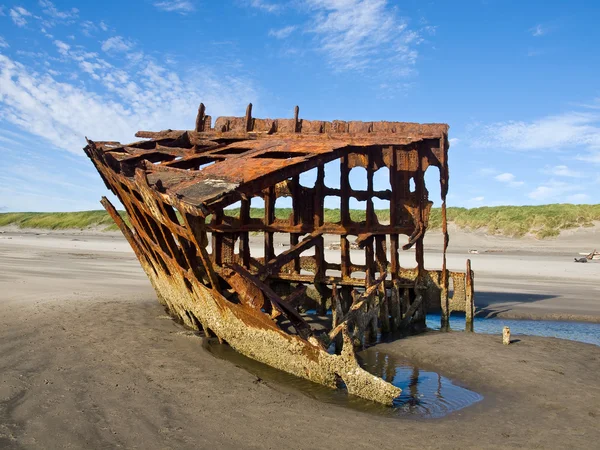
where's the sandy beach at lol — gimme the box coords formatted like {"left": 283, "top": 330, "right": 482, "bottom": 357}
{"left": 1, "top": 227, "right": 599, "bottom": 449}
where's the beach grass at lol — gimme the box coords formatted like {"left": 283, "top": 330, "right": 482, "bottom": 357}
{"left": 1, "top": 204, "right": 599, "bottom": 238}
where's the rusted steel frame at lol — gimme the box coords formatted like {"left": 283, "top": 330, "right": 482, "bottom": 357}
{"left": 260, "top": 230, "right": 323, "bottom": 277}
{"left": 239, "top": 197, "right": 251, "bottom": 268}
{"left": 182, "top": 213, "right": 220, "bottom": 290}
{"left": 320, "top": 187, "right": 392, "bottom": 201}
{"left": 269, "top": 272, "right": 413, "bottom": 288}
{"left": 227, "top": 263, "right": 314, "bottom": 340}
{"left": 100, "top": 196, "right": 147, "bottom": 265}
{"left": 96, "top": 159, "right": 180, "bottom": 276}
{"left": 328, "top": 272, "right": 388, "bottom": 340}
{"left": 208, "top": 222, "right": 415, "bottom": 236}
{"left": 84, "top": 105, "right": 468, "bottom": 406}
{"left": 375, "top": 235, "right": 391, "bottom": 332}
{"left": 211, "top": 210, "right": 224, "bottom": 265}
{"left": 399, "top": 289, "right": 425, "bottom": 330}
{"left": 263, "top": 186, "right": 275, "bottom": 263}
{"left": 290, "top": 174, "right": 301, "bottom": 274}
{"left": 203, "top": 149, "right": 347, "bottom": 213}
{"left": 465, "top": 259, "right": 475, "bottom": 332}
{"left": 389, "top": 145, "right": 400, "bottom": 281}
{"left": 440, "top": 136, "right": 450, "bottom": 329}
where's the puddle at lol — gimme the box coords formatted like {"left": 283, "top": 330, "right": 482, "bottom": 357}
{"left": 202, "top": 338, "right": 482, "bottom": 419}
{"left": 427, "top": 313, "right": 600, "bottom": 346}
{"left": 359, "top": 348, "right": 483, "bottom": 418}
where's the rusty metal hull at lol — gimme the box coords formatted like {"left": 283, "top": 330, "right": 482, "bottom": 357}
{"left": 84, "top": 104, "right": 474, "bottom": 405}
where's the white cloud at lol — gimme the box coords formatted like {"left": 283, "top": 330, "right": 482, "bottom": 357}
{"left": 530, "top": 24, "right": 545, "bottom": 37}
{"left": 10, "top": 6, "right": 32, "bottom": 27}
{"left": 528, "top": 180, "right": 582, "bottom": 201}
{"left": 0, "top": 36, "right": 257, "bottom": 155}
{"left": 567, "top": 193, "right": 590, "bottom": 203}
{"left": 101, "top": 36, "right": 134, "bottom": 53}
{"left": 470, "top": 196, "right": 485, "bottom": 203}
{"left": 470, "top": 112, "right": 600, "bottom": 152}
{"left": 249, "top": 0, "right": 281, "bottom": 13}
{"left": 477, "top": 167, "right": 497, "bottom": 176}
{"left": 449, "top": 137, "right": 459, "bottom": 147}
{"left": 542, "top": 165, "right": 583, "bottom": 178}
{"left": 0, "top": 36, "right": 8, "bottom": 49}
{"left": 268, "top": 25, "right": 297, "bottom": 39}
{"left": 81, "top": 20, "right": 108, "bottom": 36}
{"left": 39, "top": 0, "right": 78, "bottom": 22}
{"left": 305, "top": 0, "right": 422, "bottom": 74}
{"left": 153, "top": 1, "right": 195, "bottom": 13}
{"left": 494, "top": 172, "right": 524, "bottom": 187}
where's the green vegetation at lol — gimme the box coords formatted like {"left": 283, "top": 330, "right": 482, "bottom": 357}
{"left": 0, "top": 211, "right": 128, "bottom": 232}
{"left": 436, "top": 204, "right": 600, "bottom": 239}
{"left": 1, "top": 204, "right": 599, "bottom": 239}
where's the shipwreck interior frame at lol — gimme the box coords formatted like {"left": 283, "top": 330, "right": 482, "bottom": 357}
{"left": 84, "top": 103, "right": 474, "bottom": 405}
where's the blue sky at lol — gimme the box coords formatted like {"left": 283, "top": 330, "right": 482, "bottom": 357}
{"left": 0, "top": 0, "right": 599, "bottom": 212}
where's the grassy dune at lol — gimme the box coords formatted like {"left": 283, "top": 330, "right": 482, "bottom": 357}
{"left": 1, "top": 204, "right": 599, "bottom": 238}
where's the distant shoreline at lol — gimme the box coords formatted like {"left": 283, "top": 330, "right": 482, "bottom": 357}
{"left": 1, "top": 203, "right": 600, "bottom": 239}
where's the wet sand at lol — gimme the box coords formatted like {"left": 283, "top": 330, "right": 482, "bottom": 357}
{"left": 1, "top": 228, "right": 599, "bottom": 449}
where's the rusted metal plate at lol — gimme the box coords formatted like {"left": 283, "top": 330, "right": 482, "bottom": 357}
{"left": 84, "top": 104, "right": 473, "bottom": 406}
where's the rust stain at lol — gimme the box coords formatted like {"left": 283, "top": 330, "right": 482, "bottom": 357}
{"left": 84, "top": 103, "right": 474, "bottom": 406}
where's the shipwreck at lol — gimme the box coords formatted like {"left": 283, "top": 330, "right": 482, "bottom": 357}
{"left": 84, "top": 104, "right": 474, "bottom": 405}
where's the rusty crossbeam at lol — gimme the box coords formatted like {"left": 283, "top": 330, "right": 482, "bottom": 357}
{"left": 84, "top": 103, "right": 474, "bottom": 406}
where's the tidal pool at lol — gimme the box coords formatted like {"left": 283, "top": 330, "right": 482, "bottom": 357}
{"left": 426, "top": 313, "right": 600, "bottom": 346}
{"left": 202, "top": 338, "right": 483, "bottom": 419}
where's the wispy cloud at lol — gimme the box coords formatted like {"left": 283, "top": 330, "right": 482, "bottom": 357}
{"left": 0, "top": 36, "right": 8, "bottom": 49}
{"left": 305, "top": 0, "right": 423, "bottom": 74}
{"left": 495, "top": 172, "right": 524, "bottom": 187}
{"left": 9, "top": 6, "right": 32, "bottom": 27}
{"left": 38, "top": 0, "right": 78, "bottom": 25}
{"left": 249, "top": 0, "right": 281, "bottom": 13}
{"left": 567, "top": 193, "right": 590, "bottom": 203}
{"left": 528, "top": 180, "right": 584, "bottom": 201}
{"left": 153, "top": 1, "right": 195, "bottom": 14}
{"left": 542, "top": 165, "right": 583, "bottom": 178}
{"left": 101, "top": 36, "right": 134, "bottom": 53}
{"left": 530, "top": 24, "right": 546, "bottom": 37}
{"left": 268, "top": 25, "right": 297, "bottom": 39}
{"left": 469, "top": 111, "right": 600, "bottom": 152}
{"left": 0, "top": 34, "right": 257, "bottom": 156}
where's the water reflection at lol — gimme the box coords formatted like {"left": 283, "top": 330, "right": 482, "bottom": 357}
{"left": 203, "top": 337, "right": 483, "bottom": 419}
{"left": 359, "top": 348, "right": 483, "bottom": 418}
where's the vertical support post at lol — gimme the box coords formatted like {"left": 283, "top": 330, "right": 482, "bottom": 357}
{"left": 211, "top": 210, "right": 223, "bottom": 266}
{"left": 376, "top": 235, "right": 390, "bottom": 333}
{"left": 390, "top": 280, "right": 401, "bottom": 331}
{"left": 440, "top": 136, "right": 450, "bottom": 331}
{"left": 291, "top": 175, "right": 301, "bottom": 274}
{"left": 240, "top": 197, "right": 250, "bottom": 268}
{"left": 340, "top": 155, "right": 352, "bottom": 314}
{"left": 340, "top": 156, "right": 351, "bottom": 226}
{"left": 331, "top": 284, "right": 343, "bottom": 353}
{"left": 412, "top": 143, "right": 427, "bottom": 328}
{"left": 314, "top": 165, "right": 327, "bottom": 313}
{"left": 264, "top": 187, "right": 275, "bottom": 263}
{"left": 465, "top": 258, "right": 475, "bottom": 332}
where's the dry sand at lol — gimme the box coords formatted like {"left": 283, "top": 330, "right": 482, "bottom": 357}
{"left": 1, "top": 228, "right": 599, "bottom": 449}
